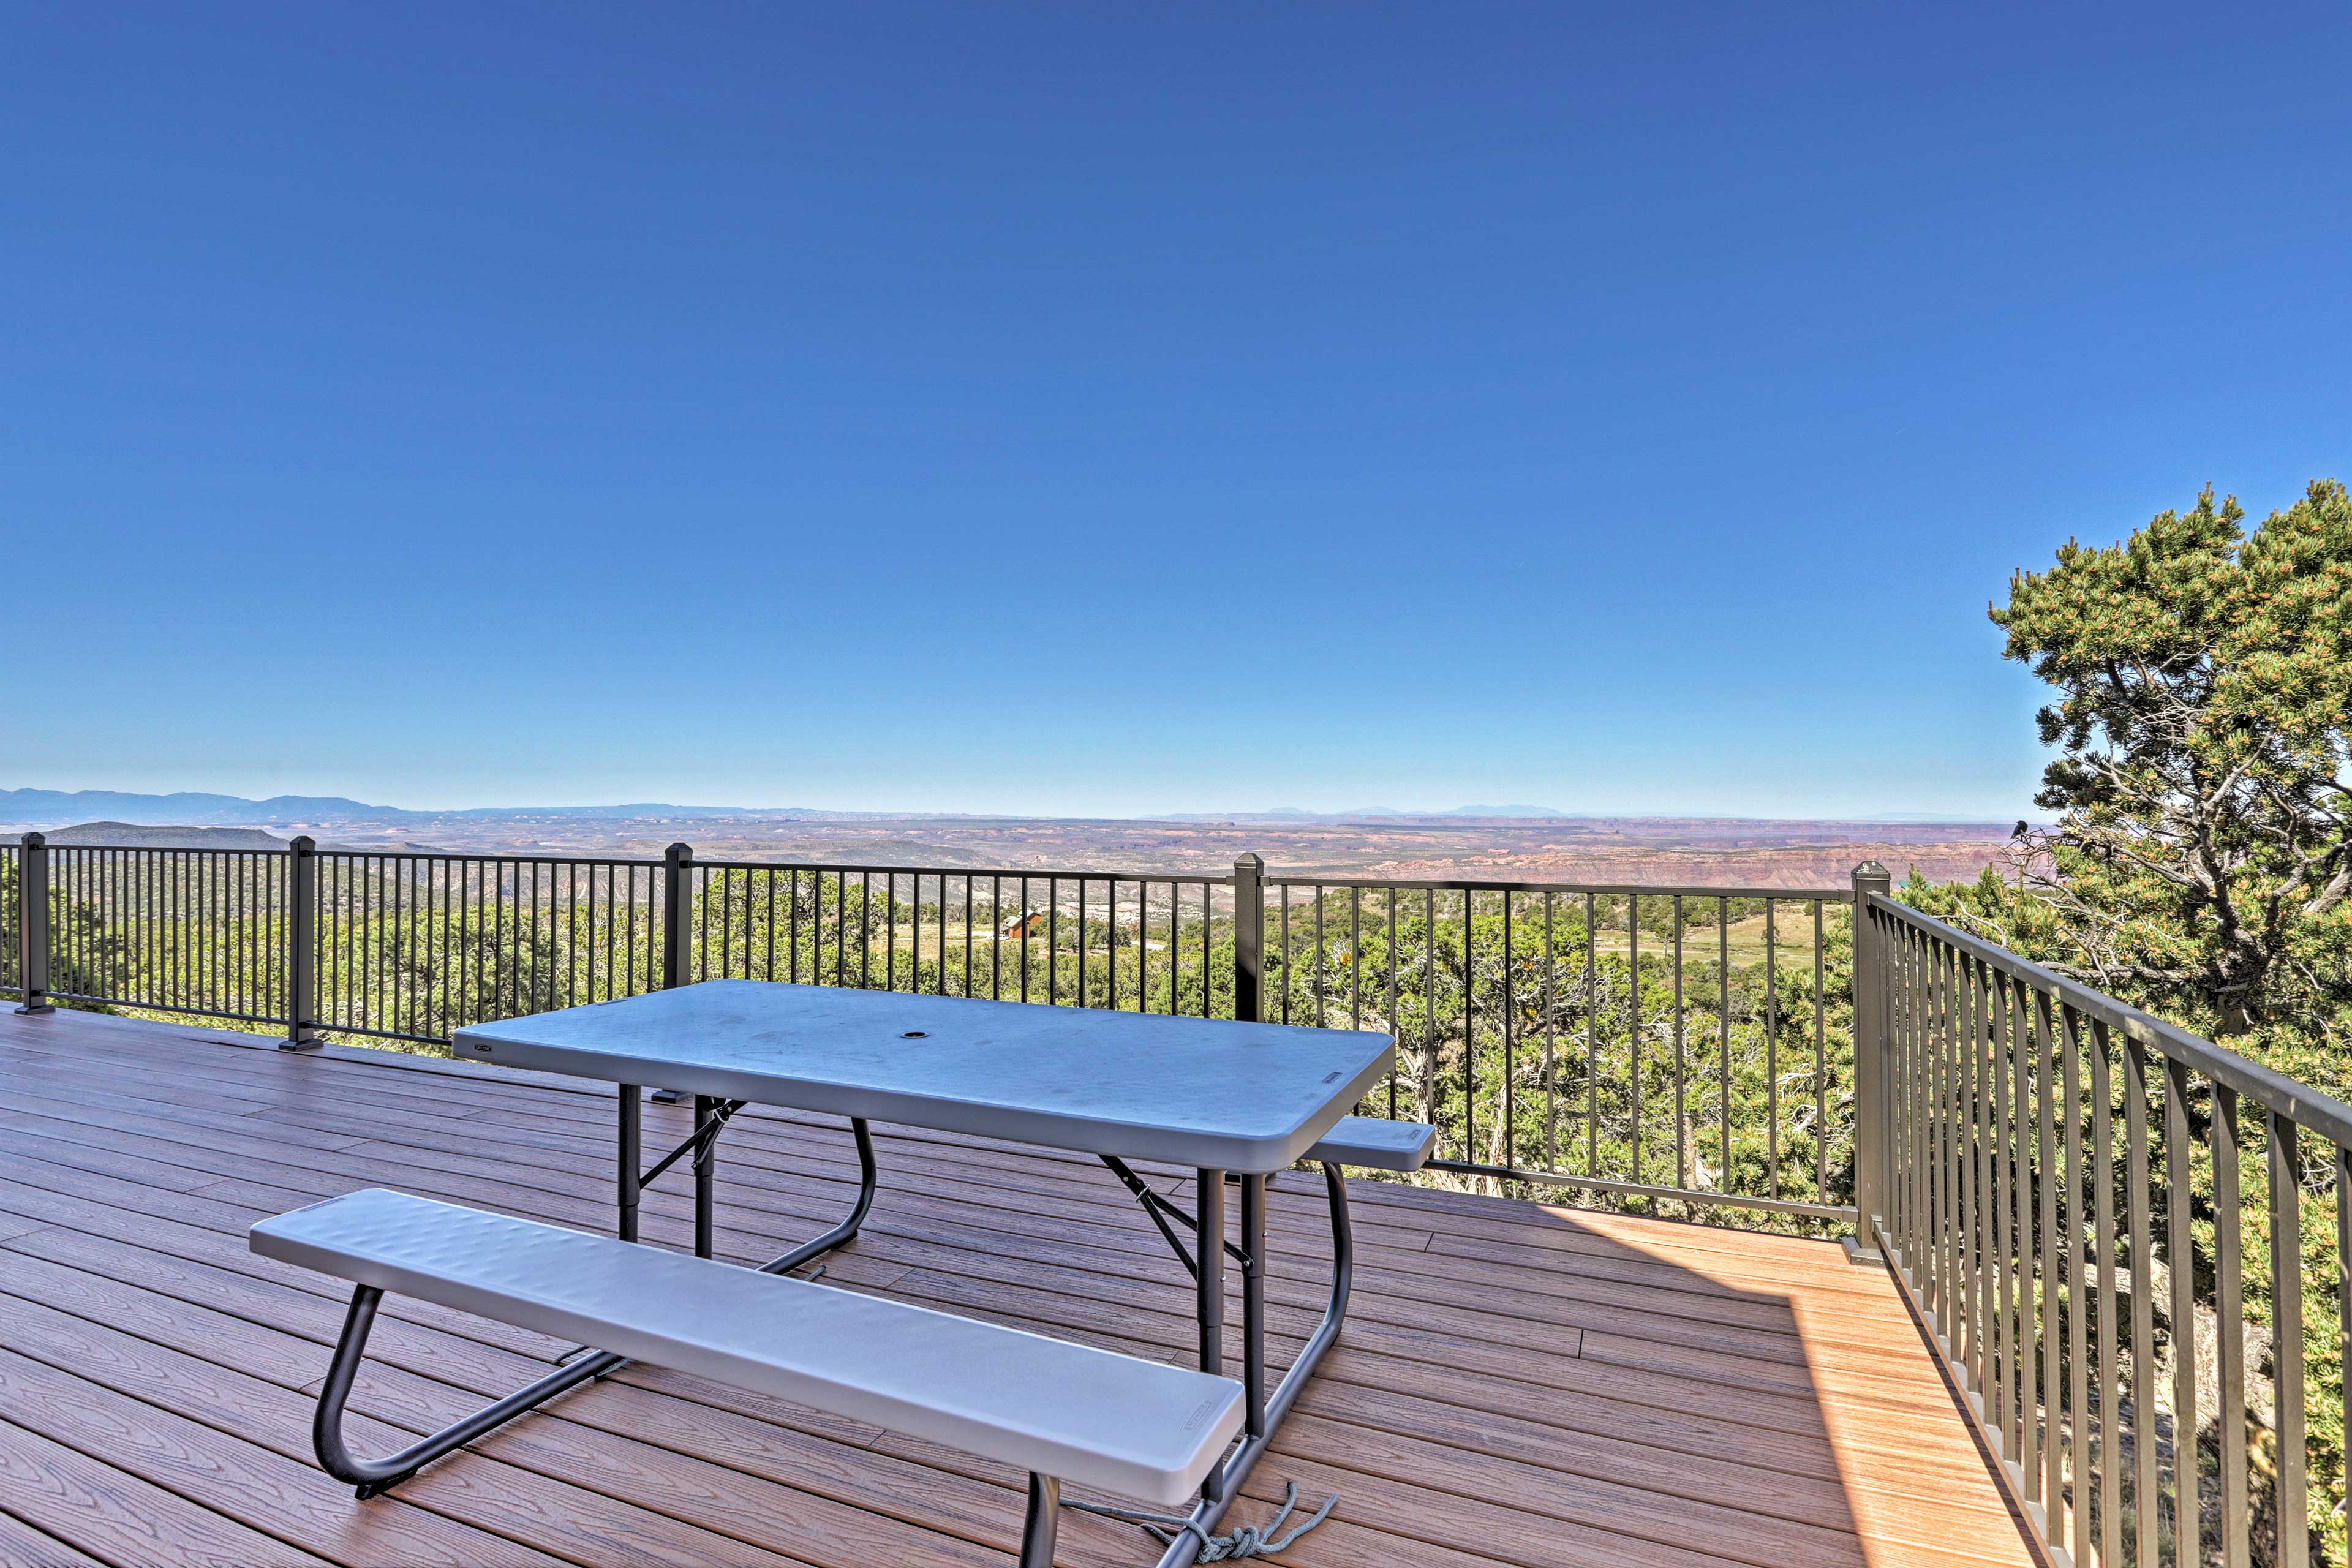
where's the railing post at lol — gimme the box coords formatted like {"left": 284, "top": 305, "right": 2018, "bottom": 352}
{"left": 663, "top": 843, "right": 693, "bottom": 990}
{"left": 15, "top": 833, "right": 52, "bottom": 1014}
{"left": 1231, "top": 853, "right": 1264, "bottom": 1024}
{"left": 1844, "top": 861, "right": 1892, "bottom": 1264}
{"left": 282, "top": 835, "right": 322, "bottom": 1050}
{"left": 651, "top": 843, "right": 695, "bottom": 1102}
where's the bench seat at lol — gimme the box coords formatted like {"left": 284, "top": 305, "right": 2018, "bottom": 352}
{"left": 1303, "top": 1115, "right": 1436, "bottom": 1171}
{"left": 252, "top": 1188, "right": 1244, "bottom": 1506}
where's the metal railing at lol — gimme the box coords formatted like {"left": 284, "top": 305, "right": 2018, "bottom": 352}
{"left": 680, "top": 854, "right": 1234, "bottom": 1017}
{"left": 16, "top": 827, "right": 2352, "bottom": 1562}
{"left": 311, "top": 850, "right": 663, "bottom": 1046}
{"left": 36, "top": 840, "right": 291, "bottom": 1025}
{"left": 1861, "top": 892, "right": 2345, "bottom": 1568}
{"left": 1262, "top": 870, "right": 1856, "bottom": 1221}
{"left": 8, "top": 832, "right": 1857, "bottom": 1217}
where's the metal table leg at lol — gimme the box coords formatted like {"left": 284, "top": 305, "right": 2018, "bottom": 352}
{"left": 1240, "top": 1173, "right": 1267, "bottom": 1439}
{"left": 304, "top": 1110, "right": 883, "bottom": 1500}
{"left": 616, "top": 1085, "right": 641, "bottom": 1243}
{"left": 1194, "top": 1167, "right": 1226, "bottom": 1502}
{"left": 1152, "top": 1163, "right": 1353, "bottom": 1568}
{"left": 693, "top": 1093, "right": 718, "bottom": 1258}
{"left": 1020, "top": 1474, "right": 1060, "bottom": 1567}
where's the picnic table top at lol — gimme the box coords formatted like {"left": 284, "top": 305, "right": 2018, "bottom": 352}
{"left": 453, "top": 979, "right": 1394, "bottom": 1172}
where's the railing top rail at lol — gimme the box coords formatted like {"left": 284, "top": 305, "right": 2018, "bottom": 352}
{"left": 1868, "top": 890, "right": 2352, "bottom": 1150}
{"left": 696, "top": 859, "right": 1236, "bottom": 886}
{"left": 1267, "top": 872, "right": 1853, "bottom": 901}
{"left": 40, "top": 842, "right": 292, "bottom": 856}
{"left": 32, "top": 842, "right": 657, "bottom": 869}
{"left": 311, "top": 849, "right": 658, "bottom": 869}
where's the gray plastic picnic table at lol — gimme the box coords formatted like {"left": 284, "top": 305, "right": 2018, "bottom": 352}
{"left": 452, "top": 979, "right": 1392, "bottom": 1566}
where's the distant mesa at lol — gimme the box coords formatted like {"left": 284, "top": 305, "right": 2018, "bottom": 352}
{"left": 42, "top": 821, "right": 290, "bottom": 850}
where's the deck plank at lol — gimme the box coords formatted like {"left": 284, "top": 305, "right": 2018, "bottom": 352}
{"left": 0, "top": 1008, "right": 2039, "bottom": 1568}
{"left": 0, "top": 1501, "right": 113, "bottom": 1568}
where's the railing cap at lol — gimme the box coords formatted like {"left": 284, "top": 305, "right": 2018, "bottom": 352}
{"left": 19, "top": 831, "right": 42, "bottom": 848}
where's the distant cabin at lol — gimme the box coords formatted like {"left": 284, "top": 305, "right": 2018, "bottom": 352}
{"left": 1001, "top": 908, "right": 1047, "bottom": 941}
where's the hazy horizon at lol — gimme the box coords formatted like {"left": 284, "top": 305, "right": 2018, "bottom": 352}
{"left": 0, "top": 781, "right": 2032, "bottom": 828}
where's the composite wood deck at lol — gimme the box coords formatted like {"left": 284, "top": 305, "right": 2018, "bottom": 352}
{"left": 0, "top": 1006, "right": 2041, "bottom": 1568}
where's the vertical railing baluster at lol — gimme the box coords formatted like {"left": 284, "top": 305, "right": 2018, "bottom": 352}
{"left": 1997, "top": 971, "right": 2022, "bottom": 1471}
{"left": 2211, "top": 1084, "right": 2247, "bottom": 1568}
{"left": 1503, "top": 891, "right": 1516, "bottom": 1170}
{"left": 2165, "top": 1054, "right": 2199, "bottom": 1568}
{"left": 2090, "top": 1017, "right": 2124, "bottom": 1568}
{"left": 1947, "top": 941, "right": 1967, "bottom": 1373}
{"left": 1628, "top": 896, "right": 1641, "bottom": 1186}
{"left": 1978, "top": 957, "right": 2002, "bottom": 1430}
{"left": 2269, "top": 1113, "right": 2308, "bottom": 1568}
{"left": 761, "top": 867, "right": 775, "bottom": 985}
{"left": 1461, "top": 890, "right": 1475, "bottom": 1163}
{"left": 1312, "top": 883, "right": 1325, "bottom": 1025}
{"left": 2037, "top": 988, "right": 2062, "bottom": 1522}
{"left": 1765, "top": 897, "right": 1778, "bottom": 1197}
{"left": 1587, "top": 892, "right": 1599, "bottom": 1175}
{"left": 2056, "top": 999, "right": 2091, "bottom": 1568}
{"left": 1350, "top": 887, "right": 1362, "bottom": 1033}
{"left": 2126, "top": 1030, "right": 2161, "bottom": 1568}
{"left": 2336, "top": 1144, "right": 2352, "bottom": 1568}
{"left": 1673, "top": 895, "right": 1687, "bottom": 1194}
{"left": 1719, "top": 898, "right": 1731, "bottom": 1193}
{"left": 2014, "top": 975, "right": 2038, "bottom": 1486}
{"left": 1813, "top": 899, "right": 1827, "bottom": 1203}
{"left": 1992, "top": 970, "right": 2018, "bottom": 1472}
{"left": 1908, "top": 918, "right": 1926, "bottom": 1271}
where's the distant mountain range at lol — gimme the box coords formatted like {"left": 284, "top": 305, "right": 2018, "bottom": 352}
{"left": 0, "top": 788, "right": 804, "bottom": 828}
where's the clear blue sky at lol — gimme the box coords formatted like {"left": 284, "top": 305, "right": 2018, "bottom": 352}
{"left": 6, "top": 4, "right": 2346, "bottom": 820}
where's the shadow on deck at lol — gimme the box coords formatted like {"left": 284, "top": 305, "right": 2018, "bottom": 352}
{"left": 0, "top": 1007, "right": 2039, "bottom": 1567}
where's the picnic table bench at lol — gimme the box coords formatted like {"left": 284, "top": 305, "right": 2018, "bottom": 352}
{"left": 254, "top": 981, "right": 1432, "bottom": 1566}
